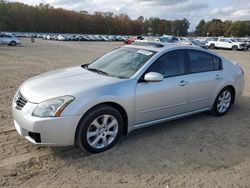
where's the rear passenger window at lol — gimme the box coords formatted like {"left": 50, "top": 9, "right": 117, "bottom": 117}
{"left": 188, "top": 50, "right": 213, "bottom": 73}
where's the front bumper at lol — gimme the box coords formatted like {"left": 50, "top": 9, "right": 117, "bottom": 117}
{"left": 238, "top": 45, "right": 248, "bottom": 50}
{"left": 12, "top": 101, "right": 82, "bottom": 146}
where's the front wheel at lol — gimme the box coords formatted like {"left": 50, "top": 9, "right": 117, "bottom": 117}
{"left": 209, "top": 43, "right": 215, "bottom": 49}
{"left": 76, "top": 105, "right": 123, "bottom": 153}
{"left": 211, "top": 87, "right": 233, "bottom": 116}
{"left": 10, "top": 41, "right": 16, "bottom": 46}
{"left": 232, "top": 45, "right": 238, "bottom": 51}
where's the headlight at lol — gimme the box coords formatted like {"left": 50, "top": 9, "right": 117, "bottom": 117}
{"left": 32, "top": 96, "right": 75, "bottom": 117}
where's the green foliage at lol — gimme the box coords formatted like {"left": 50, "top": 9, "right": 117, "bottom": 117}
{"left": 195, "top": 19, "right": 250, "bottom": 37}
{"left": 0, "top": 0, "right": 8, "bottom": 30}
{"left": 144, "top": 18, "right": 189, "bottom": 36}
{"left": 195, "top": 19, "right": 206, "bottom": 36}
{"left": 0, "top": 1, "right": 190, "bottom": 35}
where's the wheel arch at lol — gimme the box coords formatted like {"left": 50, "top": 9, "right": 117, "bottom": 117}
{"left": 232, "top": 45, "right": 238, "bottom": 50}
{"left": 9, "top": 40, "right": 16, "bottom": 46}
{"left": 214, "top": 85, "right": 236, "bottom": 105}
{"left": 74, "top": 101, "right": 128, "bottom": 146}
{"left": 226, "top": 85, "right": 235, "bottom": 104}
{"left": 209, "top": 43, "right": 215, "bottom": 48}
{"left": 100, "top": 102, "right": 128, "bottom": 135}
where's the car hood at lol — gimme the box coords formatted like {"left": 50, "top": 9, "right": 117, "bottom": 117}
{"left": 20, "top": 66, "right": 121, "bottom": 103}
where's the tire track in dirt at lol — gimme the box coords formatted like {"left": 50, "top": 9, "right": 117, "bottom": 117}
{"left": 0, "top": 150, "right": 53, "bottom": 168}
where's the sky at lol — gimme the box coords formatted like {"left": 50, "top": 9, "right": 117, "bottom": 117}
{"left": 6, "top": 0, "right": 250, "bottom": 31}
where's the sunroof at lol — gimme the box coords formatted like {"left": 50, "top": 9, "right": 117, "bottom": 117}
{"left": 132, "top": 42, "right": 164, "bottom": 48}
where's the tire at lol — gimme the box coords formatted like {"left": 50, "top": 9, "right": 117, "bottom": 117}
{"left": 232, "top": 45, "right": 238, "bottom": 51}
{"left": 10, "top": 41, "right": 16, "bottom": 46}
{"left": 209, "top": 43, "right": 215, "bottom": 49}
{"left": 76, "top": 105, "right": 123, "bottom": 153}
{"left": 211, "top": 87, "right": 233, "bottom": 116}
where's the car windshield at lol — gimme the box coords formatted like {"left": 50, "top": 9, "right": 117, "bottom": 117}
{"left": 86, "top": 47, "right": 155, "bottom": 79}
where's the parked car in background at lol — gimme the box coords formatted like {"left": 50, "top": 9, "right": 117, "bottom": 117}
{"left": 124, "top": 36, "right": 143, "bottom": 44}
{"left": 57, "top": 35, "right": 67, "bottom": 41}
{"left": 234, "top": 38, "right": 249, "bottom": 50}
{"left": 0, "top": 33, "right": 21, "bottom": 46}
{"left": 46, "top": 35, "right": 51, "bottom": 40}
{"left": 206, "top": 38, "right": 248, "bottom": 51}
{"left": 178, "top": 37, "right": 208, "bottom": 49}
{"left": 189, "top": 39, "right": 208, "bottom": 49}
{"left": 159, "top": 35, "right": 179, "bottom": 43}
{"left": 13, "top": 42, "right": 244, "bottom": 153}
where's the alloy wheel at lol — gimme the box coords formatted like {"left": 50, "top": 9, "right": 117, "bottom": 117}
{"left": 217, "top": 90, "right": 232, "bottom": 113}
{"left": 86, "top": 114, "right": 119, "bottom": 149}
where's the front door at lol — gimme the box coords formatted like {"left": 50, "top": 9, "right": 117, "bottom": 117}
{"left": 218, "top": 39, "right": 232, "bottom": 49}
{"left": 135, "top": 50, "right": 189, "bottom": 125}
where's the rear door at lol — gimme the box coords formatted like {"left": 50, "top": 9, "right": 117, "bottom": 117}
{"left": 185, "top": 49, "right": 223, "bottom": 111}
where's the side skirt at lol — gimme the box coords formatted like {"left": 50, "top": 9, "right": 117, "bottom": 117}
{"left": 128, "top": 108, "right": 210, "bottom": 133}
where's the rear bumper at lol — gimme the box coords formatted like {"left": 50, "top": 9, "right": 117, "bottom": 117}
{"left": 235, "top": 73, "right": 245, "bottom": 101}
{"left": 12, "top": 101, "right": 82, "bottom": 146}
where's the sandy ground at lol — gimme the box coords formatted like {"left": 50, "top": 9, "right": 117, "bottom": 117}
{"left": 0, "top": 39, "right": 250, "bottom": 188}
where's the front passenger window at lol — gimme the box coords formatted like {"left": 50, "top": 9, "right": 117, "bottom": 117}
{"left": 147, "top": 50, "right": 186, "bottom": 78}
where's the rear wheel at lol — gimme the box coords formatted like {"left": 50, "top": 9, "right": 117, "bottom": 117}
{"left": 211, "top": 87, "right": 233, "bottom": 116}
{"left": 209, "top": 43, "right": 215, "bottom": 49}
{"left": 232, "top": 45, "right": 238, "bottom": 51}
{"left": 9, "top": 41, "right": 16, "bottom": 46}
{"left": 76, "top": 105, "right": 123, "bottom": 153}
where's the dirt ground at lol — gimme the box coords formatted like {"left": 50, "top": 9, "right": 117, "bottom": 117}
{"left": 0, "top": 39, "right": 250, "bottom": 188}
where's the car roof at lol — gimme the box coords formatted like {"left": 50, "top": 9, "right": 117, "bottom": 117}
{"left": 125, "top": 42, "right": 200, "bottom": 51}
{"left": 124, "top": 42, "right": 221, "bottom": 57}
{"left": 124, "top": 42, "right": 177, "bottom": 52}
{"left": 0, "top": 32, "right": 13, "bottom": 36}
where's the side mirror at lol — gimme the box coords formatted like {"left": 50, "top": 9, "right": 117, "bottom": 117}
{"left": 144, "top": 72, "right": 163, "bottom": 82}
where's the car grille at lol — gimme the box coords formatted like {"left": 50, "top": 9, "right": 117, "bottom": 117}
{"left": 15, "top": 92, "right": 28, "bottom": 110}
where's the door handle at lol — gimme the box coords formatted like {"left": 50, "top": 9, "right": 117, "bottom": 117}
{"left": 178, "top": 80, "right": 188, "bottom": 86}
{"left": 215, "top": 74, "right": 222, "bottom": 80}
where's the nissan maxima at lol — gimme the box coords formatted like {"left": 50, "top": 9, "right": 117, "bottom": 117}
{"left": 12, "top": 42, "right": 244, "bottom": 153}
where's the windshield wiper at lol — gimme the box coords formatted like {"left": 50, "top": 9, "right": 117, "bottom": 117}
{"left": 82, "top": 65, "right": 108, "bottom": 75}
{"left": 87, "top": 67, "right": 109, "bottom": 76}
{"left": 82, "top": 65, "right": 127, "bottom": 79}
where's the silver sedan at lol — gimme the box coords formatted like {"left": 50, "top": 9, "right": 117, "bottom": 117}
{"left": 12, "top": 42, "right": 244, "bottom": 153}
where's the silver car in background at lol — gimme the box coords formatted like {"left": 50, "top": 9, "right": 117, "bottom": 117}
{"left": 12, "top": 42, "right": 244, "bottom": 153}
{"left": 0, "top": 33, "right": 21, "bottom": 46}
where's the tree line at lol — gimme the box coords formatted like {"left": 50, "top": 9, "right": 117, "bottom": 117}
{"left": 195, "top": 19, "right": 250, "bottom": 37}
{"left": 1, "top": 1, "right": 249, "bottom": 37}
{"left": 0, "top": 1, "right": 189, "bottom": 36}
